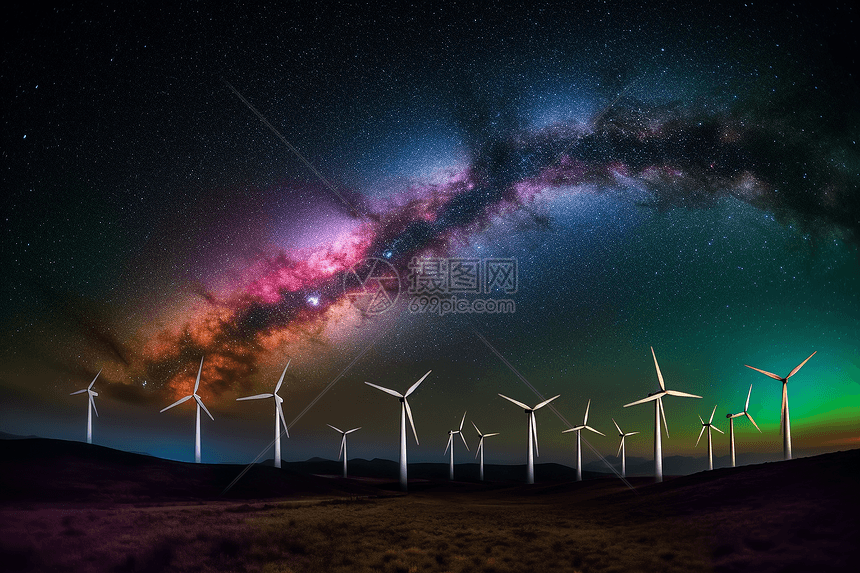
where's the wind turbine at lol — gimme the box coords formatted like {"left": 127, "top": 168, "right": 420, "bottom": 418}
{"left": 624, "top": 347, "right": 701, "bottom": 482}
{"left": 160, "top": 356, "right": 213, "bottom": 463}
{"left": 611, "top": 418, "right": 638, "bottom": 478}
{"left": 70, "top": 369, "right": 101, "bottom": 444}
{"left": 695, "top": 404, "right": 724, "bottom": 470}
{"left": 327, "top": 424, "right": 361, "bottom": 478}
{"left": 498, "top": 393, "right": 560, "bottom": 484}
{"left": 726, "top": 384, "right": 761, "bottom": 467}
{"left": 365, "top": 370, "right": 431, "bottom": 491}
{"left": 236, "top": 361, "right": 290, "bottom": 468}
{"left": 562, "top": 399, "right": 605, "bottom": 481}
{"left": 444, "top": 411, "right": 469, "bottom": 480}
{"left": 745, "top": 351, "right": 816, "bottom": 460}
{"left": 472, "top": 421, "right": 499, "bottom": 482}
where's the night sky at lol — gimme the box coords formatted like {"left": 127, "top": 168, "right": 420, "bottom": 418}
{"left": 2, "top": 1, "right": 858, "bottom": 469}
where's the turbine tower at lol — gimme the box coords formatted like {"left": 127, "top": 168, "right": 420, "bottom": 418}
{"left": 327, "top": 424, "right": 361, "bottom": 478}
{"left": 498, "top": 393, "right": 560, "bottom": 484}
{"left": 236, "top": 361, "right": 291, "bottom": 468}
{"left": 70, "top": 369, "right": 101, "bottom": 444}
{"left": 695, "top": 404, "right": 724, "bottom": 470}
{"left": 726, "top": 384, "right": 761, "bottom": 467}
{"left": 611, "top": 418, "right": 638, "bottom": 478}
{"left": 444, "top": 411, "right": 469, "bottom": 480}
{"left": 562, "top": 399, "right": 605, "bottom": 481}
{"left": 745, "top": 351, "right": 816, "bottom": 460}
{"left": 160, "top": 356, "right": 213, "bottom": 463}
{"left": 365, "top": 370, "right": 431, "bottom": 491}
{"left": 472, "top": 421, "right": 499, "bottom": 482}
{"left": 624, "top": 347, "right": 701, "bottom": 482}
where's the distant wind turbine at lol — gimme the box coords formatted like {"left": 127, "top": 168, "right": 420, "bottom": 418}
{"left": 327, "top": 424, "right": 361, "bottom": 478}
{"left": 70, "top": 369, "right": 101, "bottom": 444}
{"left": 472, "top": 421, "right": 499, "bottom": 482}
{"left": 624, "top": 347, "right": 702, "bottom": 482}
{"left": 236, "top": 360, "right": 291, "bottom": 468}
{"left": 365, "top": 370, "right": 431, "bottom": 491}
{"left": 444, "top": 411, "right": 469, "bottom": 480}
{"left": 562, "top": 399, "right": 605, "bottom": 481}
{"left": 695, "top": 405, "right": 724, "bottom": 470}
{"left": 498, "top": 393, "right": 560, "bottom": 484}
{"left": 160, "top": 356, "right": 213, "bottom": 463}
{"left": 726, "top": 384, "right": 761, "bottom": 467}
{"left": 745, "top": 351, "right": 816, "bottom": 460}
{"left": 611, "top": 418, "right": 638, "bottom": 478}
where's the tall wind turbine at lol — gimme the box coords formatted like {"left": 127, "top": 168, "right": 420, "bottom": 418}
{"left": 365, "top": 370, "right": 431, "bottom": 491}
{"left": 236, "top": 361, "right": 291, "bottom": 468}
{"left": 472, "top": 421, "right": 499, "bottom": 482}
{"left": 611, "top": 418, "right": 638, "bottom": 478}
{"left": 327, "top": 424, "right": 361, "bottom": 478}
{"left": 444, "top": 411, "right": 469, "bottom": 480}
{"left": 562, "top": 399, "right": 605, "bottom": 481}
{"left": 498, "top": 393, "right": 560, "bottom": 484}
{"left": 70, "top": 369, "right": 101, "bottom": 444}
{"left": 745, "top": 351, "right": 816, "bottom": 460}
{"left": 695, "top": 405, "right": 724, "bottom": 470}
{"left": 726, "top": 384, "right": 761, "bottom": 467}
{"left": 624, "top": 347, "right": 701, "bottom": 482}
{"left": 160, "top": 356, "right": 213, "bottom": 463}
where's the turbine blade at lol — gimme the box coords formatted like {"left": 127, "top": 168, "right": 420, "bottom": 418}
{"left": 459, "top": 411, "right": 467, "bottom": 431}
{"left": 195, "top": 395, "right": 214, "bottom": 421}
{"left": 460, "top": 431, "right": 470, "bottom": 451}
{"left": 611, "top": 417, "right": 622, "bottom": 435}
{"left": 88, "top": 369, "right": 102, "bottom": 389}
{"left": 364, "top": 381, "right": 402, "bottom": 398}
{"left": 89, "top": 394, "right": 99, "bottom": 418}
{"left": 345, "top": 427, "right": 361, "bottom": 434}
{"left": 651, "top": 347, "right": 666, "bottom": 391}
{"left": 275, "top": 360, "right": 290, "bottom": 393}
{"left": 338, "top": 435, "right": 345, "bottom": 461}
{"left": 561, "top": 427, "right": 577, "bottom": 434}
{"left": 484, "top": 432, "right": 499, "bottom": 437}
{"left": 70, "top": 389, "right": 87, "bottom": 395}
{"left": 405, "top": 370, "right": 431, "bottom": 397}
{"left": 583, "top": 399, "right": 591, "bottom": 425}
{"left": 160, "top": 394, "right": 192, "bottom": 412}
{"left": 444, "top": 433, "right": 452, "bottom": 455}
{"left": 475, "top": 439, "right": 482, "bottom": 459}
{"left": 236, "top": 393, "right": 274, "bottom": 401}
{"left": 585, "top": 426, "right": 605, "bottom": 436}
{"left": 665, "top": 390, "right": 702, "bottom": 399}
{"left": 534, "top": 394, "right": 560, "bottom": 410}
{"left": 616, "top": 438, "right": 624, "bottom": 458}
{"left": 194, "top": 356, "right": 204, "bottom": 394}
{"left": 472, "top": 421, "right": 482, "bottom": 436}
{"left": 745, "top": 364, "right": 782, "bottom": 381}
{"left": 698, "top": 414, "right": 705, "bottom": 425}
{"left": 498, "top": 393, "right": 531, "bottom": 410}
{"left": 278, "top": 402, "right": 289, "bottom": 437}
{"left": 745, "top": 384, "right": 753, "bottom": 411}
{"left": 327, "top": 424, "right": 343, "bottom": 434}
{"left": 626, "top": 432, "right": 640, "bottom": 436}
{"left": 746, "top": 412, "right": 762, "bottom": 433}
{"left": 531, "top": 412, "right": 539, "bottom": 457}
{"left": 404, "top": 399, "right": 419, "bottom": 445}
{"left": 787, "top": 351, "right": 817, "bottom": 379}
{"left": 712, "top": 425, "right": 724, "bottom": 434}
{"left": 696, "top": 426, "right": 705, "bottom": 447}
{"left": 659, "top": 398, "right": 669, "bottom": 438}
{"left": 623, "top": 393, "right": 663, "bottom": 407}
{"left": 710, "top": 404, "right": 717, "bottom": 424}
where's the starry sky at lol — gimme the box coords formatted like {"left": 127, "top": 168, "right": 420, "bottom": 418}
{"left": 2, "top": 1, "right": 858, "bottom": 469}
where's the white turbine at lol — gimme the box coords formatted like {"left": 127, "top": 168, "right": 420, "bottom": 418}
{"left": 443, "top": 411, "right": 469, "bottom": 480}
{"left": 726, "top": 384, "right": 761, "bottom": 468}
{"left": 160, "top": 356, "right": 213, "bottom": 463}
{"left": 745, "top": 351, "right": 815, "bottom": 460}
{"left": 624, "top": 347, "right": 701, "bottom": 482}
{"left": 695, "top": 404, "right": 724, "bottom": 471}
{"left": 365, "top": 370, "right": 431, "bottom": 491}
{"left": 611, "top": 418, "right": 638, "bottom": 478}
{"left": 562, "top": 399, "right": 605, "bottom": 481}
{"left": 498, "top": 393, "right": 560, "bottom": 484}
{"left": 70, "top": 369, "right": 101, "bottom": 444}
{"left": 236, "top": 360, "right": 291, "bottom": 468}
{"left": 327, "top": 424, "right": 361, "bottom": 478}
{"left": 472, "top": 421, "right": 499, "bottom": 482}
